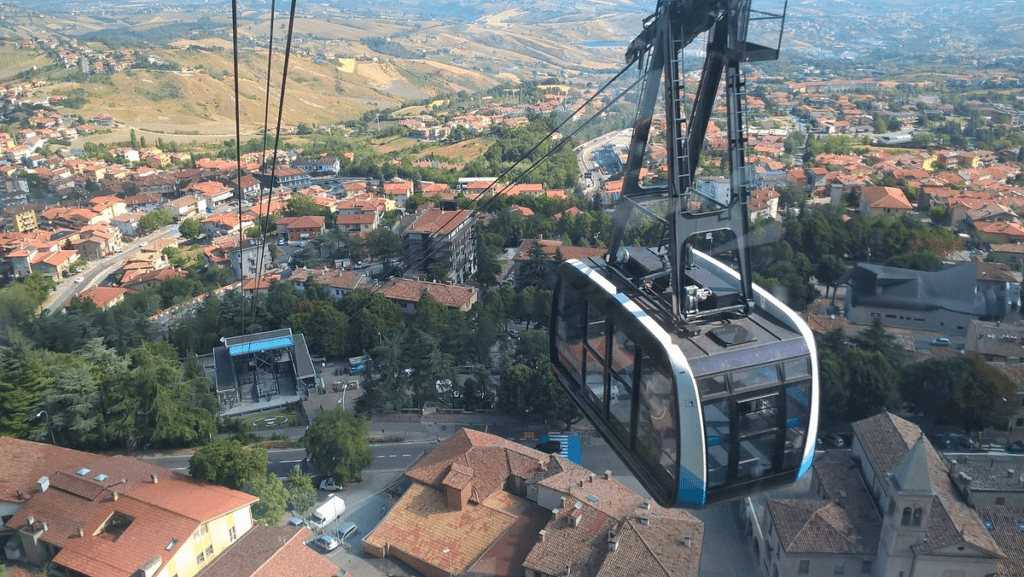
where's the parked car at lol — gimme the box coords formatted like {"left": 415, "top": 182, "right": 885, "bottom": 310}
{"left": 535, "top": 440, "right": 561, "bottom": 454}
{"left": 74, "top": 276, "right": 83, "bottom": 283}
{"left": 948, "top": 433, "right": 976, "bottom": 450}
{"left": 337, "top": 521, "right": 359, "bottom": 541}
{"left": 931, "top": 337, "right": 951, "bottom": 346}
{"left": 319, "top": 477, "right": 343, "bottom": 492}
{"left": 508, "top": 329, "right": 520, "bottom": 338}
{"left": 819, "top": 433, "right": 844, "bottom": 448}
{"left": 1007, "top": 441, "right": 1024, "bottom": 454}
{"left": 312, "top": 534, "right": 339, "bottom": 552}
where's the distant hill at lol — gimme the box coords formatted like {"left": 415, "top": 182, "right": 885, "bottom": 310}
{"left": 0, "top": 0, "right": 1019, "bottom": 138}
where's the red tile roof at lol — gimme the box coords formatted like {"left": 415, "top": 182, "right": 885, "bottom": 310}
{"left": 404, "top": 209, "right": 473, "bottom": 237}
{"left": 198, "top": 525, "right": 337, "bottom": 577}
{"left": 1, "top": 438, "right": 257, "bottom": 577}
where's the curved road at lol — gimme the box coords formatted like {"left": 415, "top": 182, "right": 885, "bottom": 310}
{"left": 42, "top": 224, "right": 181, "bottom": 314}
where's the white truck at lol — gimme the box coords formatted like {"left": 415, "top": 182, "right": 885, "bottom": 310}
{"left": 309, "top": 495, "right": 346, "bottom": 531}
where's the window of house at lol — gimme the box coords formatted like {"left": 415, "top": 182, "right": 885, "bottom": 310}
{"left": 901, "top": 507, "right": 912, "bottom": 526}
{"left": 196, "top": 552, "right": 205, "bottom": 565}
{"left": 229, "top": 526, "right": 237, "bottom": 542}
{"left": 205, "top": 544, "right": 214, "bottom": 557}
{"left": 193, "top": 523, "right": 208, "bottom": 540}
{"left": 799, "top": 560, "right": 810, "bottom": 574}
{"left": 835, "top": 561, "right": 845, "bottom": 574}
{"left": 912, "top": 507, "right": 923, "bottom": 526}
{"left": 861, "top": 560, "right": 873, "bottom": 573}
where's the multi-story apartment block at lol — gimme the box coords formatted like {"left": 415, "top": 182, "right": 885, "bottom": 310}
{"left": 401, "top": 208, "right": 476, "bottom": 284}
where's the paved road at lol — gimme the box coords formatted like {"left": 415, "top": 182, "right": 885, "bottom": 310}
{"left": 139, "top": 440, "right": 436, "bottom": 477}
{"left": 42, "top": 223, "right": 180, "bottom": 314}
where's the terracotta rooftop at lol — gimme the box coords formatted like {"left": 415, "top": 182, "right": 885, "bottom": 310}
{"left": 976, "top": 505, "right": 1024, "bottom": 577}
{"left": 768, "top": 450, "right": 881, "bottom": 556}
{"left": 197, "top": 525, "right": 338, "bottom": 577}
{"left": 382, "top": 429, "right": 704, "bottom": 577}
{"left": 2, "top": 438, "right": 257, "bottom": 577}
{"left": 513, "top": 238, "right": 606, "bottom": 263}
{"left": 363, "top": 482, "right": 518, "bottom": 575}
{"left": 852, "top": 412, "right": 1003, "bottom": 557}
{"left": 404, "top": 208, "right": 473, "bottom": 237}
{"left": 78, "top": 286, "right": 129, "bottom": 309}
{"left": 379, "top": 278, "right": 477, "bottom": 310}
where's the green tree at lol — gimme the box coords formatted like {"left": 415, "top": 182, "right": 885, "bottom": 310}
{"left": 425, "top": 262, "right": 449, "bottom": 283}
{"left": 284, "top": 465, "right": 318, "bottom": 514}
{"left": 138, "top": 209, "right": 175, "bottom": 232}
{"left": 853, "top": 318, "right": 910, "bottom": 370}
{"left": 815, "top": 255, "right": 847, "bottom": 298}
{"left": 245, "top": 472, "right": 289, "bottom": 525}
{"left": 365, "top": 228, "right": 403, "bottom": 259}
{"left": 300, "top": 407, "right": 374, "bottom": 482}
{"left": 178, "top": 217, "right": 203, "bottom": 239}
{"left": 954, "top": 354, "right": 1018, "bottom": 434}
{"left": 843, "top": 348, "right": 901, "bottom": 421}
{"left": 0, "top": 336, "right": 52, "bottom": 439}
{"left": 32, "top": 353, "right": 102, "bottom": 448}
{"left": 900, "top": 356, "right": 968, "bottom": 425}
{"left": 188, "top": 439, "right": 269, "bottom": 489}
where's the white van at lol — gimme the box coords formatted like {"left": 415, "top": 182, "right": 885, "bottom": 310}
{"left": 309, "top": 495, "right": 346, "bottom": 530}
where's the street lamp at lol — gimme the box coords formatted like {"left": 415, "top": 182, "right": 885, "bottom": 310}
{"left": 443, "top": 547, "right": 453, "bottom": 577}
{"left": 36, "top": 410, "right": 55, "bottom": 445}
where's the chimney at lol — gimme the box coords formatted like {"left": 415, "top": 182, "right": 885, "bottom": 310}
{"left": 537, "top": 459, "right": 547, "bottom": 471}
{"left": 78, "top": 527, "right": 84, "bottom": 537}
{"left": 151, "top": 473, "right": 158, "bottom": 484}
{"left": 639, "top": 516, "right": 650, "bottom": 526}
{"left": 608, "top": 531, "right": 619, "bottom": 552}
{"left": 26, "top": 515, "right": 34, "bottom": 528}
{"left": 564, "top": 564, "right": 571, "bottom": 577}
{"left": 560, "top": 496, "right": 568, "bottom": 508}
{"left": 948, "top": 459, "right": 958, "bottom": 476}
{"left": 41, "top": 522, "right": 47, "bottom": 532}
{"left": 588, "top": 473, "right": 595, "bottom": 483}
{"left": 16, "top": 488, "right": 23, "bottom": 500}
{"left": 569, "top": 509, "right": 582, "bottom": 528}
{"left": 112, "top": 490, "right": 118, "bottom": 501}
{"left": 643, "top": 500, "right": 651, "bottom": 510}
{"left": 682, "top": 535, "right": 692, "bottom": 547}
{"left": 578, "top": 479, "right": 584, "bottom": 488}
{"left": 604, "top": 470, "right": 612, "bottom": 480}
{"left": 538, "top": 529, "right": 546, "bottom": 542}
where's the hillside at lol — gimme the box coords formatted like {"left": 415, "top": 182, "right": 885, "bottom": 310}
{"left": 0, "top": 1, "right": 646, "bottom": 141}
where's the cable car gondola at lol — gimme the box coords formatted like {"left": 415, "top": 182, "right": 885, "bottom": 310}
{"left": 550, "top": 0, "right": 817, "bottom": 509}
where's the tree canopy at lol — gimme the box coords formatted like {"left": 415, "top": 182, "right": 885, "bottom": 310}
{"left": 300, "top": 407, "right": 373, "bottom": 482}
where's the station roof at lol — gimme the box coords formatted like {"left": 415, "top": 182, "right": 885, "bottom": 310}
{"left": 224, "top": 328, "right": 295, "bottom": 357}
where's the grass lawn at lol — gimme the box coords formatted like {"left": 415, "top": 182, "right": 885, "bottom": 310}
{"left": 248, "top": 407, "right": 301, "bottom": 431}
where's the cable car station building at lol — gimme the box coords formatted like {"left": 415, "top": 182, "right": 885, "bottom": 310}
{"left": 212, "top": 328, "right": 319, "bottom": 408}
